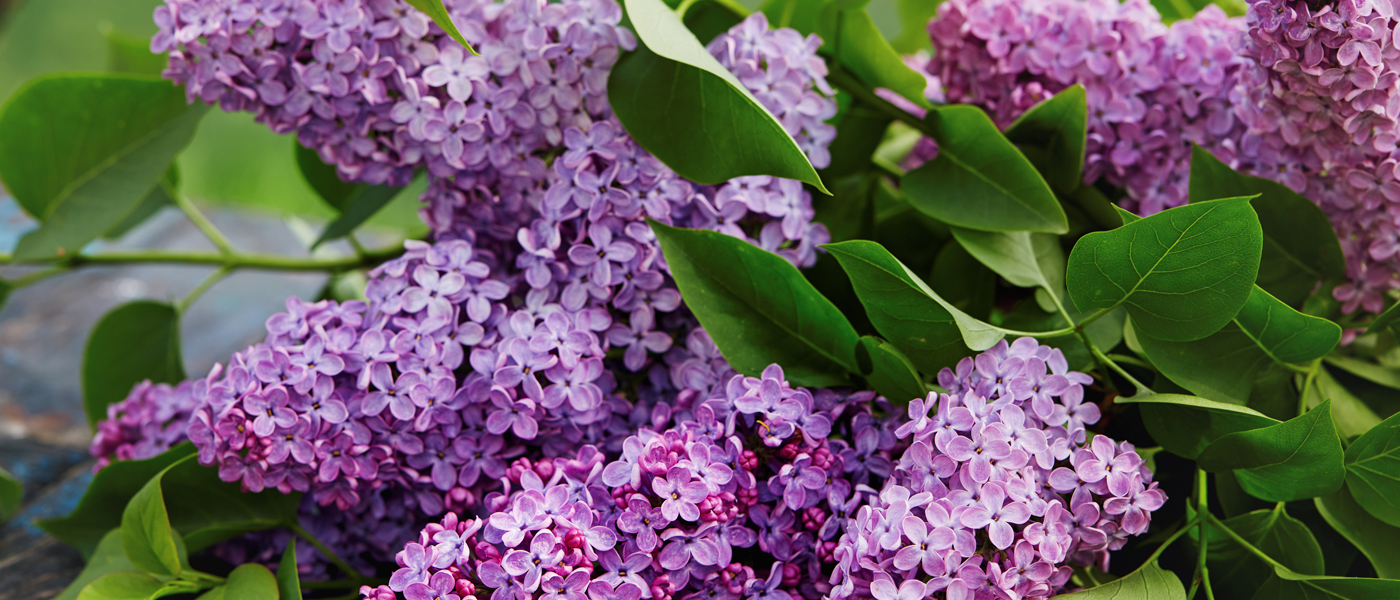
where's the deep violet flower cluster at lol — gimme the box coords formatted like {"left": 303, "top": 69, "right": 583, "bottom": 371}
{"left": 1236, "top": 0, "right": 1400, "bottom": 313}
{"left": 362, "top": 363, "right": 896, "bottom": 600}
{"left": 922, "top": 0, "right": 1249, "bottom": 215}
{"left": 827, "top": 338, "right": 1163, "bottom": 600}
{"left": 365, "top": 340, "right": 1162, "bottom": 600}
{"left": 89, "top": 380, "right": 204, "bottom": 470}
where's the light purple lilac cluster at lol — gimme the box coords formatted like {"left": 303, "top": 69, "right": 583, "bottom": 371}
{"left": 1236, "top": 0, "right": 1400, "bottom": 313}
{"left": 827, "top": 338, "right": 1163, "bottom": 600}
{"left": 361, "top": 362, "right": 896, "bottom": 600}
{"left": 922, "top": 0, "right": 1249, "bottom": 215}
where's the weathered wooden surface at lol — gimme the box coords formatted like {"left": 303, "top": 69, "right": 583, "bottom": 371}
{"left": 0, "top": 203, "right": 337, "bottom": 597}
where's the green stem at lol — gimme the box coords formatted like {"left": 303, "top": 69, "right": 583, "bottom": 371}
{"left": 706, "top": 0, "right": 752, "bottom": 18}
{"left": 1091, "top": 344, "right": 1153, "bottom": 395}
{"left": 778, "top": 0, "right": 798, "bottom": 28}
{"left": 871, "top": 157, "right": 906, "bottom": 180}
{"left": 1191, "top": 469, "right": 1211, "bottom": 599}
{"left": 1206, "top": 512, "right": 1288, "bottom": 570}
{"left": 827, "top": 67, "right": 933, "bottom": 137}
{"left": 290, "top": 522, "right": 364, "bottom": 578}
{"left": 5, "top": 265, "right": 68, "bottom": 288}
{"left": 178, "top": 266, "right": 232, "bottom": 312}
{"left": 674, "top": 0, "right": 701, "bottom": 19}
{"left": 0, "top": 245, "right": 405, "bottom": 273}
{"left": 1299, "top": 359, "right": 1321, "bottom": 417}
{"left": 1106, "top": 353, "right": 1155, "bottom": 371}
{"left": 1077, "top": 307, "right": 1116, "bottom": 330}
{"left": 172, "top": 193, "right": 237, "bottom": 256}
{"left": 346, "top": 233, "right": 368, "bottom": 258}
{"left": 1145, "top": 513, "right": 1202, "bottom": 564}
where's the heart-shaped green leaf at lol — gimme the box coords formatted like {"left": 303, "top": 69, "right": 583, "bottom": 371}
{"left": 1067, "top": 197, "right": 1263, "bottom": 342}
{"left": 83, "top": 301, "right": 185, "bottom": 431}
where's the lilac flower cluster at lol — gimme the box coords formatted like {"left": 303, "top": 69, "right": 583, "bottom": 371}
{"left": 154, "top": 0, "right": 633, "bottom": 191}
{"left": 1236, "top": 0, "right": 1400, "bottom": 313}
{"left": 828, "top": 338, "right": 1163, "bottom": 600}
{"left": 923, "top": 0, "right": 1249, "bottom": 215}
{"left": 363, "top": 363, "right": 897, "bottom": 600}
{"left": 89, "top": 379, "right": 204, "bottom": 470}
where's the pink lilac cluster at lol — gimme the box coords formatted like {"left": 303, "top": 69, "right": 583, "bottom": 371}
{"left": 921, "top": 0, "right": 1249, "bottom": 215}
{"left": 1237, "top": 0, "right": 1400, "bottom": 313}
{"left": 827, "top": 338, "right": 1163, "bottom": 600}
{"left": 362, "top": 362, "right": 900, "bottom": 600}
{"left": 89, "top": 379, "right": 204, "bottom": 470}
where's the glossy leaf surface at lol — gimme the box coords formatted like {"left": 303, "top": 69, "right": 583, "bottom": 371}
{"left": 1003, "top": 85, "right": 1087, "bottom": 194}
{"left": 1316, "top": 486, "right": 1400, "bottom": 579}
{"left": 1196, "top": 401, "right": 1345, "bottom": 502}
{"left": 1117, "top": 394, "right": 1277, "bottom": 460}
{"left": 1067, "top": 197, "right": 1263, "bottom": 342}
{"left": 651, "top": 221, "right": 857, "bottom": 386}
{"left": 1343, "top": 411, "right": 1400, "bottom": 528}
{"left": 903, "top": 105, "right": 1067, "bottom": 234}
{"left": 610, "top": 0, "right": 826, "bottom": 191}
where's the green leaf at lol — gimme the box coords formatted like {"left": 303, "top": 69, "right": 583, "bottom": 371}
{"left": 1053, "top": 560, "right": 1185, "bottom": 599}
{"left": 1003, "top": 84, "right": 1087, "bottom": 195}
{"left": 1136, "top": 286, "right": 1341, "bottom": 404}
{"left": 1366, "top": 301, "right": 1400, "bottom": 336}
{"left": 855, "top": 336, "right": 926, "bottom": 405}
{"left": 1203, "top": 507, "right": 1326, "bottom": 597}
{"left": 404, "top": 0, "right": 477, "bottom": 55}
{"left": 1306, "top": 367, "right": 1384, "bottom": 440}
{"left": 121, "top": 459, "right": 185, "bottom": 577}
{"left": 0, "top": 74, "right": 207, "bottom": 259}
{"left": 1116, "top": 393, "right": 1278, "bottom": 460}
{"left": 82, "top": 301, "right": 184, "bottom": 431}
{"left": 0, "top": 465, "right": 20, "bottom": 522}
{"left": 949, "top": 228, "right": 1065, "bottom": 297}
{"left": 54, "top": 530, "right": 137, "bottom": 600}
{"left": 680, "top": 0, "right": 746, "bottom": 43}
{"left": 104, "top": 164, "right": 178, "bottom": 240}
{"left": 276, "top": 539, "right": 301, "bottom": 600}
{"left": 821, "top": 101, "right": 893, "bottom": 181}
{"left": 1316, "top": 486, "right": 1400, "bottom": 579}
{"left": 610, "top": 0, "right": 826, "bottom": 192}
{"left": 758, "top": 0, "right": 825, "bottom": 37}
{"left": 816, "top": 3, "right": 932, "bottom": 110}
{"left": 160, "top": 454, "right": 302, "bottom": 552}
{"left": 225, "top": 564, "right": 279, "bottom": 600}
{"left": 1066, "top": 197, "right": 1263, "bottom": 342}
{"left": 1252, "top": 564, "right": 1400, "bottom": 599}
{"left": 929, "top": 239, "right": 995, "bottom": 321}
{"left": 104, "top": 27, "right": 168, "bottom": 76}
{"left": 1325, "top": 355, "right": 1400, "bottom": 391}
{"left": 650, "top": 221, "right": 857, "bottom": 386}
{"left": 1188, "top": 146, "right": 1346, "bottom": 306}
{"left": 40, "top": 444, "right": 197, "bottom": 557}
{"left": 1343, "top": 411, "right": 1400, "bottom": 527}
{"left": 1153, "top": 0, "right": 1247, "bottom": 22}
{"left": 903, "top": 105, "right": 1067, "bottom": 234}
{"left": 196, "top": 587, "right": 227, "bottom": 600}
{"left": 1196, "top": 400, "right": 1345, "bottom": 502}
{"left": 826, "top": 240, "right": 1025, "bottom": 372}
{"left": 75, "top": 572, "right": 164, "bottom": 600}
{"left": 294, "top": 144, "right": 406, "bottom": 248}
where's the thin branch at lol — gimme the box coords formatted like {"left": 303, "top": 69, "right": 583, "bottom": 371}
{"left": 172, "top": 193, "right": 237, "bottom": 256}
{"left": 178, "top": 266, "right": 232, "bottom": 312}
{"left": 0, "top": 245, "right": 406, "bottom": 274}
{"left": 290, "top": 522, "right": 364, "bottom": 578}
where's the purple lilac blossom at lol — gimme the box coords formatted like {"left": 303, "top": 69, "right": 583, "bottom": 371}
{"left": 827, "top": 338, "right": 1164, "bottom": 600}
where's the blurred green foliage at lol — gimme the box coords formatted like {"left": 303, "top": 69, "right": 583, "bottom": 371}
{"left": 0, "top": 0, "right": 425, "bottom": 233}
